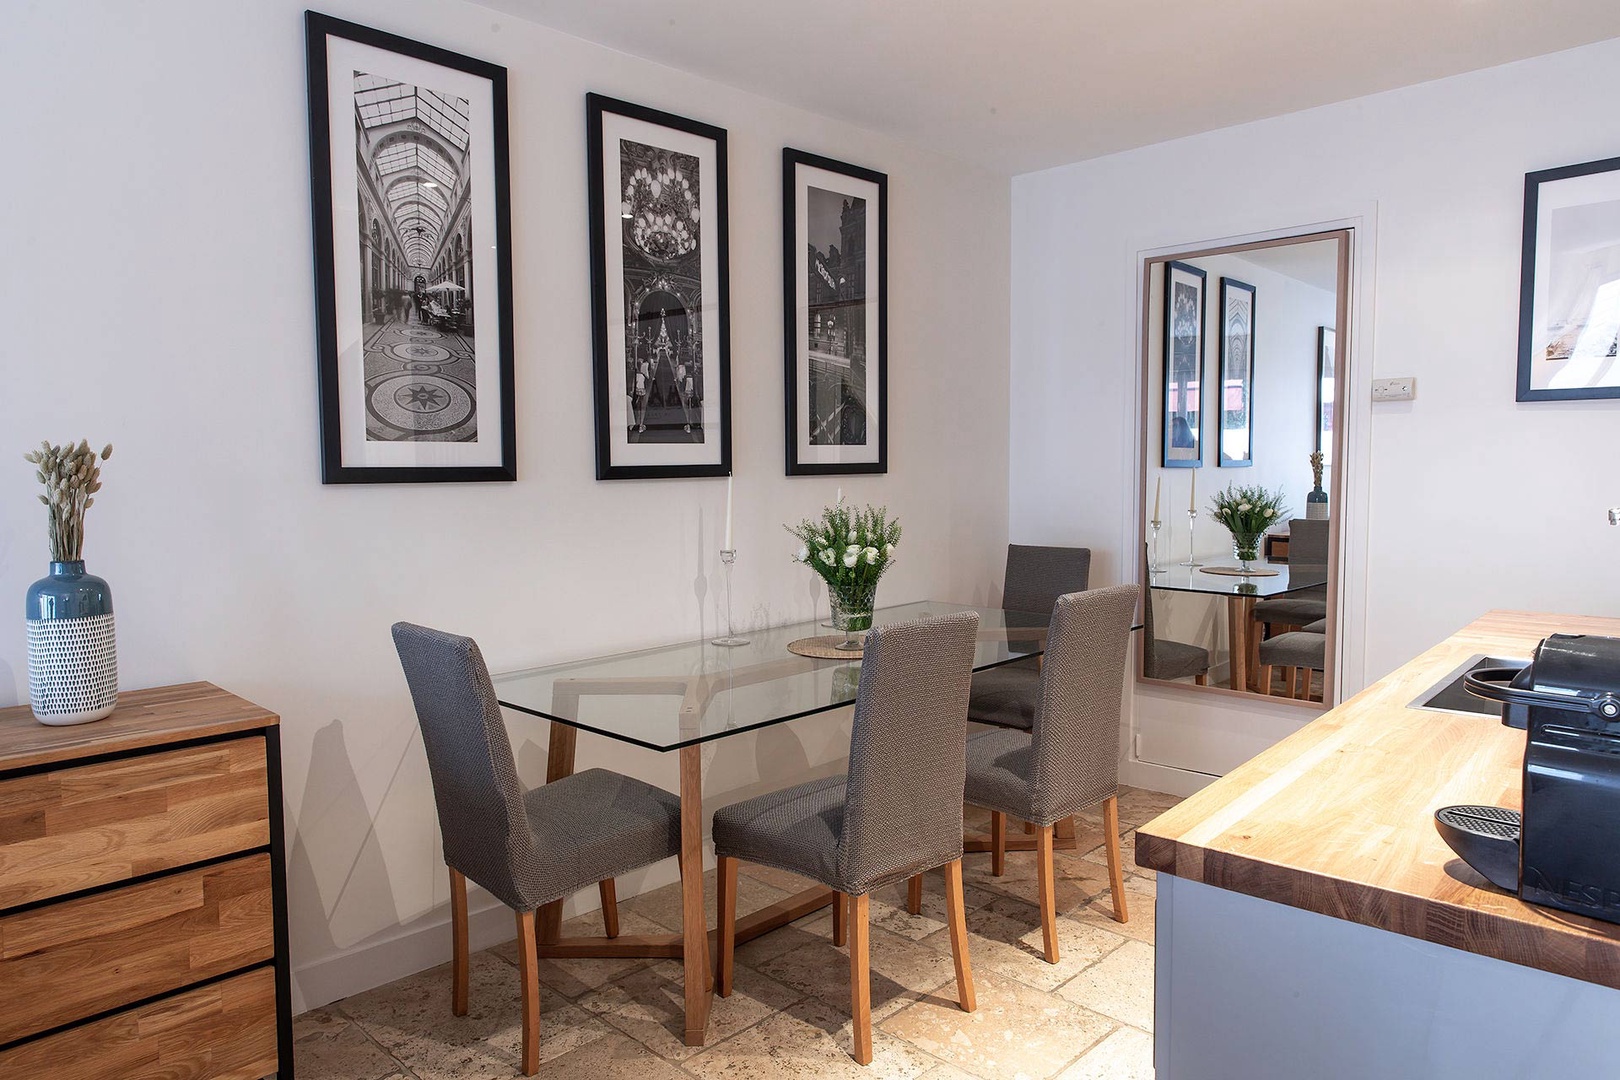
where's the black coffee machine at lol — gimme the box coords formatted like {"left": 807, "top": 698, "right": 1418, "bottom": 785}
{"left": 1434, "top": 633, "right": 1620, "bottom": 924}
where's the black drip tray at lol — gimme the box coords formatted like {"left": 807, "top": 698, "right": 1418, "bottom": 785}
{"left": 1409, "top": 655, "right": 1529, "bottom": 717}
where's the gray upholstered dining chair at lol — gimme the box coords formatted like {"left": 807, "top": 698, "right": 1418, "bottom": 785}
{"left": 962, "top": 584, "right": 1139, "bottom": 963}
{"left": 392, "top": 622, "right": 683, "bottom": 1076}
{"left": 1249, "top": 519, "right": 1329, "bottom": 681}
{"left": 1258, "top": 627, "right": 1327, "bottom": 700}
{"left": 1141, "top": 582, "right": 1210, "bottom": 685}
{"left": 712, "top": 611, "right": 980, "bottom": 1065}
{"left": 967, "top": 544, "right": 1091, "bottom": 731}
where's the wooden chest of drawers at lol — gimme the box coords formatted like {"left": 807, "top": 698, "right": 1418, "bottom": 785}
{"left": 0, "top": 683, "right": 290, "bottom": 1079}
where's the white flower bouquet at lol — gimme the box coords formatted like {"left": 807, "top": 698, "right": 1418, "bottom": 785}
{"left": 786, "top": 500, "right": 901, "bottom": 639}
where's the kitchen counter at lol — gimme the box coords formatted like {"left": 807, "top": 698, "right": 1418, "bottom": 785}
{"left": 1137, "top": 610, "right": 1620, "bottom": 1079}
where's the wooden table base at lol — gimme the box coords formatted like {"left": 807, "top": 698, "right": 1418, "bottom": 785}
{"left": 534, "top": 884, "right": 837, "bottom": 961}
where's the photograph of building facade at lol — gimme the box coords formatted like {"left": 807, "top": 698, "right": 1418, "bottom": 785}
{"left": 354, "top": 72, "right": 480, "bottom": 443}
{"left": 806, "top": 186, "right": 868, "bottom": 445}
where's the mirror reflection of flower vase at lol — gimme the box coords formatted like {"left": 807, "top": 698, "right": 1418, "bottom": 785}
{"left": 26, "top": 561, "right": 117, "bottom": 725}
{"left": 1230, "top": 532, "right": 1264, "bottom": 574}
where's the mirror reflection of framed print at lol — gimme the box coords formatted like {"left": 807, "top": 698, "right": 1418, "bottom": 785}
{"left": 1217, "top": 277, "right": 1255, "bottom": 467}
{"left": 1161, "top": 260, "right": 1206, "bottom": 468}
{"left": 1517, "top": 154, "right": 1620, "bottom": 401}
{"left": 1317, "top": 326, "right": 1336, "bottom": 466}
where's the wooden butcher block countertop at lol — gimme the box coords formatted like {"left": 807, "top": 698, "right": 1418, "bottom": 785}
{"left": 1136, "top": 610, "right": 1620, "bottom": 989}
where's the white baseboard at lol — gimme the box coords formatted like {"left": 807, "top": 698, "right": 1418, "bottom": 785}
{"left": 1121, "top": 755, "right": 1218, "bottom": 797}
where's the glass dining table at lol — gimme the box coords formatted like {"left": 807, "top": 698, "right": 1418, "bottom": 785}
{"left": 492, "top": 600, "right": 1051, "bottom": 1046}
{"left": 1147, "top": 561, "right": 1327, "bottom": 690}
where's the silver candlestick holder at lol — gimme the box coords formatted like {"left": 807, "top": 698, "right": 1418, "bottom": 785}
{"left": 1148, "top": 519, "right": 1164, "bottom": 575}
{"left": 711, "top": 549, "right": 750, "bottom": 647}
{"left": 1180, "top": 509, "right": 1202, "bottom": 567}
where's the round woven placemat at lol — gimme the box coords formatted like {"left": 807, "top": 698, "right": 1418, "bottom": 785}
{"left": 787, "top": 635, "right": 865, "bottom": 659}
{"left": 1199, "top": 565, "right": 1281, "bottom": 578}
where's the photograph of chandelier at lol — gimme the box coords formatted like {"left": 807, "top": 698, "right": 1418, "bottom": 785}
{"left": 589, "top": 94, "right": 732, "bottom": 480}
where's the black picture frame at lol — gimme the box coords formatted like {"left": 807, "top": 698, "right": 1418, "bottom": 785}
{"left": 782, "top": 149, "right": 888, "bottom": 475}
{"left": 1516, "top": 154, "right": 1620, "bottom": 402}
{"left": 1217, "top": 277, "right": 1255, "bottom": 468}
{"left": 1161, "top": 260, "right": 1207, "bottom": 468}
{"left": 1317, "top": 326, "right": 1336, "bottom": 466}
{"left": 588, "top": 93, "right": 732, "bottom": 480}
{"left": 304, "top": 11, "right": 516, "bottom": 483}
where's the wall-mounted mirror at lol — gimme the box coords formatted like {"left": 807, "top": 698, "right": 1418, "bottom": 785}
{"left": 1138, "top": 231, "right": 1350, "bottom": 707}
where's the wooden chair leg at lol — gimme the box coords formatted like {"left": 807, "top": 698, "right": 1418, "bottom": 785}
{"left": 716, "top": 855, "right": 737, "bottom": 997}
{"left": 991, "top": 810, "right": 1006, "bottom": 878}
{"left": 943, "top": 859, "right": 976, "bottom": 1012}
{"left": 906, "top": 873, "right": 923, "bottom": 915}
{"left": 599, "top": 878, "right": 619, "bottom": 939}
{"left": 1195, "top": 671, "right": 1209, "bottom": 686}
{"left": 849, "top": 892, "right": 872, "bottom": 1065}
{"left": 515, "top": 909, "right": 540, "bottom": 1076}
{"left": 1102, "top": 794, "right": 1130, "bottom": 923}
{"left": 1054, "top": 816, "right": 1077, "bottom": 841}
{"left": 1023, "top": 819, "right": 1035, "bottom": 834}
{"left": 833, "top": 889, "right": 847, "bottom": 946}
{"left": 1258, "top": 664, "right": 1273, "bottom": 696}
{"left": 1036, "top": 824, "right": 1059, "bottom": 963}
{"left": 449, "top": 868, "right": 469, "bottom": 1017}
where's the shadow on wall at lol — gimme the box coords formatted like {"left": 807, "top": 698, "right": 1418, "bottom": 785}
{"left": 0, "top": 525, "right": 15, "bottom": 706}
{"left": 286, "top": 718, "right": 403, "bottom": 961}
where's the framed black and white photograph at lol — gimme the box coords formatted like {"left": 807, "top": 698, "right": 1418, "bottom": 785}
{"left": 1161, "top": 260, "right": 1206, "bottom": 468}
{"left": 1217, "top": 277, "right": 1255, "bottom": 468}
{"left": 783, "top": 149, "right": 887, "bottom": 475}
{"left": 1517, "top": 154, "right": 1620, "bottom": 401}
{"left": 1317, "top": 326, "right": 1336, "bottom": 466}
{"left": 588, "top": 93, "right": 731, "bottom": 480}
{"left": 305, "top": 11, "right": 515, "bottom": 483}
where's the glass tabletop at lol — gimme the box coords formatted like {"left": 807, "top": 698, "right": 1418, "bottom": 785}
{"left": 493, "top": 601, "right": 1051, "bottom": 753}
{"left": 1147, "top": 561, "right": 1327, "bottom": 598}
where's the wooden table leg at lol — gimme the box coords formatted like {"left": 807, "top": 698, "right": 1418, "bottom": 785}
{"left": 1227, "top": 595, "right": 1255, "bottom": 693}
{"left": 538, "top": 721, "right": 578, "bottom": 945}
{"left": 679, "top": 743, "right": 713, "bottom": 1046}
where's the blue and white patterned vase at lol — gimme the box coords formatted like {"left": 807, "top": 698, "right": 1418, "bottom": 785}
{"left": 26, "top": 561, "right": 118, "bottom": 726}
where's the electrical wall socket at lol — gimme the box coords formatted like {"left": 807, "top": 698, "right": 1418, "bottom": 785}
{"left": 1371, "top": 377, "right": 1416, "bottom": 402}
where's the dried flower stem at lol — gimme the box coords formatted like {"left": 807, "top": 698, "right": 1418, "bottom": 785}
{"left": 23, "top": 439, "right": 112, "bottom": 562}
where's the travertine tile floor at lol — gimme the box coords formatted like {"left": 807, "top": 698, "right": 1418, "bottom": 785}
{"left": 295, "top": 787, "right": 1180, "bottom": 1080}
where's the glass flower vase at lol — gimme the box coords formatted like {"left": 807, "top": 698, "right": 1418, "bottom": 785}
{"left": 828, "top": 581, "right": 878, "bottom": 651}
{"left": 1230, "top": 532, "right": 1264, "bottom": 574}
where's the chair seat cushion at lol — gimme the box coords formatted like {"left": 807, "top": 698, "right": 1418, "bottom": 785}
{"left": 1252, "top": 592, "right": 1327, "bottom": 626}
{"left": 967, "top": 659, "right": 1040, "bottom": 730}
{"left": 711, "top": 775, "right": 846, "bottom": 889}
{"left": 964, "top": 728, "right": 1037, "bottom": 823}
{"left": 1258, "top": 631, "right": 1326, "bottom": 670}
{"left": 1147, "top": 638, "right": 1210, "bottom": 682}
{"left": 1301, "top": 617, "right": 1328, "bottom": 634}
{"left": 523, "top": 768, "right": 682, "bottom": 908}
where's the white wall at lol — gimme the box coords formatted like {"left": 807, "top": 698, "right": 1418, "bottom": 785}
{"left": 1010, "top": 37, "right": 1620, "bottom": 782}
{"left": 0, "top": 0, "right": 1011, "bottom": 1008}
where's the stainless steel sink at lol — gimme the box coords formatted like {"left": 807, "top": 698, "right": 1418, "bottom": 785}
{"left": 1408, "top": 654, "right": 1529, "bottom": 717}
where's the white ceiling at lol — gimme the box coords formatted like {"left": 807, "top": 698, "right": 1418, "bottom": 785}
{"left": 474, "top": 0, "right": 1620, "bottom": 174}
{"left": 1234, "top": 239, "right": 1341, "bottom": 293}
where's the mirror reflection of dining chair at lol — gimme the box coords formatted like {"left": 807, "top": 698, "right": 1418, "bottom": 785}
{"left": 1258, "top": 617, "right": 1327, "bottom": 700}
{"left": 1142, "top": 576, "right": 1210, "bottom": 686}
{"left": 967, "top": 544, "right": 1091, "bottom": 732}
{"left": 1249, "top": 518, "right": 1329, "bottom": 686}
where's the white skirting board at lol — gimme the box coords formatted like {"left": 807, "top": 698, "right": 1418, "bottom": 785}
{"left": 1155, "top": 875, "right": 1620, "bottom": 1079}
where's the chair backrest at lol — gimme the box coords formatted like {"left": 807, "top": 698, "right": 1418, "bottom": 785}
{"left": 1288, "top": 518, "right": 1329, "bottom": 568}
{"left": 391, "top": 622, "right": 537, "bottom": 910}
{"left": 1031, "top": 584, "right": 1140, "bottom": 823}
{"left": 838, "top": 610, "right": 980, "bottom": 893}
{"left": 1139, "top": 572, "right": 1164, "bottom": 675}
{"left": 1003, "top": 544, "right": 1092, "bottom": 617}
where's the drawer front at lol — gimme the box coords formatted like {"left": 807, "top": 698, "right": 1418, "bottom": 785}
{"left": 0, "top": 736, "right": 269, "bottom": 909}
{"left": 0, "top": 966, "right": 278, "bottom": 1080}
{"left": 0, "top": 853, "right": 274, "bottom": 1044}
